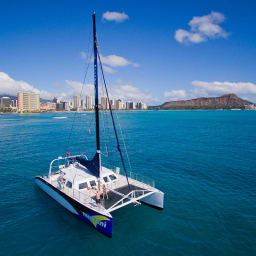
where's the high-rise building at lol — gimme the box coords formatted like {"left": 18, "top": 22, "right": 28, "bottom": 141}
{"left": 0, "top": 97, "right": 11, "bottom": 108}
{"left": 137, "top": 102, "right": 147, "bottom": 110}
{"left": 56, "top": 102, "right": 64, "bottom": 111}
{"left": 115, "top": 99, "right": 123, "bottom": 110}
{"left": 53, "top": 97, "right": 59, "bottom": 104}
{"left": 11, "top": 99, "right": 18, "bottom": 108}
{"left": 63, "top": 102, "right": 70, "bottom": 111}
{"left": 101, "top": 97, "right": 109, "bottom": 110}
{"left": 74, "top": 96, "right": 80, "bottom": 109}
{"left": 85, "top": 95, "right": 93, "bottom": 109}
{"left": 56, "top": 101, "right": 69, "bottom": 111}
{"left": 81, "top": 99, "right": 85, "bottom": 108}
{"left": 47, "top": 102, "right": 56, "bottom": 110}
{"left": 129, "top": 102, "right": 136, "bottom": 110}
{"left": 109, "top": 99, "right": 115, "bottom": 109}
{"left": 142, "top": 103, "right": 147, "bottom": 109}
{"left": 18, "top": 93, "right": 40, "bottom": 112}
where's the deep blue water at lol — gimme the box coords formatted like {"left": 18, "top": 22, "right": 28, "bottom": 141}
{"left": 0, "top": 111, "right": 255, "bottom": 256}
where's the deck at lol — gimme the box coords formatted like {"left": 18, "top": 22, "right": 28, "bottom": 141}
{"left": 92, "top": 184, "right": 151, "bottom": 210}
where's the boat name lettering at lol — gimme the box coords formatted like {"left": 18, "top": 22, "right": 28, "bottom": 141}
{"left": 82, "top": 212, "right": 109, "bottom": 229}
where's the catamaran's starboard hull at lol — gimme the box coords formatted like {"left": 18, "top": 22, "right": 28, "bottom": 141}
{"left": 140, "top": 191, "right": 164, "bottom": 210}
{"left": 35, "top": 177, "right": 112, "bottom": 237}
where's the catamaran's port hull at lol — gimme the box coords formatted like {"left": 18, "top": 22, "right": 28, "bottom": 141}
{"left": 35, "top": 177, "right": 113, "bottom": 237}
{"left": 140, "top": 191, "right": 164, "bottom": 210}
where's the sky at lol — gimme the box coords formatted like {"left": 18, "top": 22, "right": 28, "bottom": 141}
{"left": 0, "top": 0, "right": 256, "bottom": 104}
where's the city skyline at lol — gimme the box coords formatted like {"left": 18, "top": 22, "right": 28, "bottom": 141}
{"left": 0, "top": 1, "right": 256, "bottom": 104}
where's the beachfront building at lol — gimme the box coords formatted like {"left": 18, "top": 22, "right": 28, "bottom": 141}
{"left": 73, "top": 96, "right": 80, "bottom": 110}
{"left": 86, "top": 95, "right": 93, "bottom": 109}
{"left": 81, "top": 99, "right": 85, "bottom": 109}
{"left": 40, "top": 102, "right": 56, "bottom": 111}
{"left": 109, "top": 99, "right": 115, "bottom": 109}
{"left": 129, "top": 102, "right": 136, "bottom": 110}
{"left": 63, "top": 102, "right": 70, "bottom": 111}
{"left": 53, "top": 97, "right": 59, "bottom": 104}
{"left": 125, "top": 102, "right": 130, "bottom": 110}
{"left": 0, "top": 97, "right": 11, "bottom": 108}
{"left": 245, "top": 104, "right": 256, "bottom": 110}
{"left": 137, "top": 102, "right": 147, "bottom": 110}
{"left": 18, "top": 92, "right": 40, "bottom": 112}
{"left": 47, "top": 102, "right": 56, "bottom": 110}
{"left": 56, "top": 102, "right": 64, "bottom": 111}
{"left": 55, "top": 101, "right": 69, "bottom": 111}
{"left": 11, "top": 99, "right": 18, "bottom": 109}
{"left": 101, "top": 96, "right": 109, "bottom": 110}
{"left": 115, "top": 99, "right": 124, "bottom": 110}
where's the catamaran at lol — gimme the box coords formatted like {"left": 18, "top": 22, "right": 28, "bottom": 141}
{"left": 35, "top": 13, "right": 164, "bottom": 237}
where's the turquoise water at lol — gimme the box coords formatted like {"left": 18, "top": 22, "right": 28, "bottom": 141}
{"left": 0, "top": 111, "right": 255, "bottom": 255}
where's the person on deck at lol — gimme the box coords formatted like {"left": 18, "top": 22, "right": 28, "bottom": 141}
{"left": 97, "top": 179, "right": 101, "bottom": 192}
{"left": 96, "top": 190, "right": 101, "bottom": 206}
{"left": 103, "top": 184, "right": 109, "bottom": 200}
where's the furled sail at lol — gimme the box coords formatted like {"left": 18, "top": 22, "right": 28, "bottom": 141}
{"left": 76, "top": 153, "right": 100, "bottom": 177}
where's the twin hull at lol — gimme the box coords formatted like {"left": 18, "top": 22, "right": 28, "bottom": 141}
{"left": 35, "top": 177, "right": 112, "bottom": 237}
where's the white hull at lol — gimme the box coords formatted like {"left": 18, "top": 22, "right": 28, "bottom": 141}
{"left": 141, "top": 191, "right": 164, "bottom": 209}
{"left": 35, "top": 178, "right": 78, "bottom": 215}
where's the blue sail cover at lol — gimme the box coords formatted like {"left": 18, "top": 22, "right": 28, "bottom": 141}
{"left": 76, "top": 153, "right": 100, "bottom": 177}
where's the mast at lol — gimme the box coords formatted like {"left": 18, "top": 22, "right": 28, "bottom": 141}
{"left": 93, "top": 13, "right": 101, "bottom": 171}
{"left": 73, "top": 14, "right": 101, "bottom": 177}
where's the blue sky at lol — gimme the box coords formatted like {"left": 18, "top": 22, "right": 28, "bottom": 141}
{"left": 0, "top": 0, "right": 256, "bottom": 104}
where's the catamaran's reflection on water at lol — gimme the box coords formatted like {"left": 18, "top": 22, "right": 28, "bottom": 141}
{"left": 35, "top": 13, "right": 164, "bottom": 237}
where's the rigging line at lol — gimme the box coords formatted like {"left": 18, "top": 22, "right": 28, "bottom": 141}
{"left": 99, "top": 77, "right": 111, "bottom": 169}
{"left": 114, "top": 111, "right": 133, "bottom": 173}
{"left": 99, "top": 73, "right": 111, "bottom": 159}
{"left": 100, "top": 107, "right": 108, "bottom": 157}
{"left": 65, "top": 47, "right": 93, "bottom": 154}
{"left": 81, "top": 111, "right": 94, "bottom": 156}
{"left": 77, "top": 32, "right": 93, "bottom": 154}
{"left": 97, "top": 51, "right": 131, "bottom": 191}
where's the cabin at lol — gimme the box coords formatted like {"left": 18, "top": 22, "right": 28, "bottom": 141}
{"left": 57, "top": 162, "right": 118, "bottom": 192}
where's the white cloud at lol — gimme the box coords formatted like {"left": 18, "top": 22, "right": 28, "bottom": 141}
{"left": 163, "top": 80, "right": 256, "bottom": 102}
{"left": 0, "top": 72, "right": 157, "bottom": 104}
{"left": 192, "top": 80, "right": 256, "bottom": 95}
{"left": 109, "top": 84, "right": 157, "bottom": 104}
{"left": 116, "top": 79, "right": 123, "bottom": 84}
{"left": 64, "top": 80, "right": 94, "bottom": 99}
{"left": 175, "top": 11, "right": 229, "bottom": 44}
{"left": 100, "top": 54, "right": 139, "bottom": 68}
{"left": 80, "top": 52, "right": 139, "bottom": 71}
{"left": 103, "top": 65, "right": 116, "bottom": 74}
{"left": 164, "top": 90, "right": 187, "bottom": 100}
{"left": 175, "top": 29, "right": 206, "bottom": 43}
{"left": 63, "top": 81, "right": 157, "bottom": 104}
{"left": 0, "top": 72, "right": 53, "bottom": 99}
{"left": 102, "top": 11, "right": 129, "bottom": 23}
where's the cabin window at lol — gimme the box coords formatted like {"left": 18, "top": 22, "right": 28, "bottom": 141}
{"left": 90, "top": 180, "right": 96, "bottom": 187}
{"left": 66, "top": 181, "right": 72, "bottom": 188}
{"left": 103, "top": 176, "right": 109, "bottom": 183}
{"left": 79, "top": 182, "right": 88, "bottom": 190}
{"left": 109, "top": 175, "right": 117, "bottom": 181}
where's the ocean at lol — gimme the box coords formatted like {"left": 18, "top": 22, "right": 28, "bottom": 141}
{"left": 0, "top": 110, "right": 255, "bottom": 256}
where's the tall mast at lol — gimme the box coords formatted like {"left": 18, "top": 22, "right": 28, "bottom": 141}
{"left": 93, "top": 13, "right": 100, "bottom": 155}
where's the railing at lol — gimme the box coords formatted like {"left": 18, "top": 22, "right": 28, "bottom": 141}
{"left": 107, "top": 189, "right": 153, "bottom": 212}
{"left": 49, "top": 178, "right": 96, "bottom": 205}
{"left": 128, "top": 171, "right": 155, "bottom": 188}
{"left": 49, "top": 154, "right": 88, "bottom": 177}
{"left": 116, "top": 169, "right": 155, "bottom": 188}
